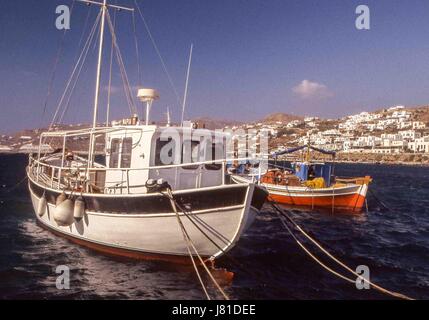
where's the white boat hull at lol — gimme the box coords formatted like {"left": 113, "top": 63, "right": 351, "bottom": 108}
{"left": 29, "top": 181, "right": 259, "bottom": 262}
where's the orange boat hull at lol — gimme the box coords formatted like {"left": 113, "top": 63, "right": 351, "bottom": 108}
{"left": 231, "top": 174, "right": 371, "bottom": 213}
{"left": 269, "top": 192, "right": 367, "bottom": 213}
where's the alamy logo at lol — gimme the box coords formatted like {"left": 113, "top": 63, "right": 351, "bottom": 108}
{"left": 355, "top": 265, "right": 370, "bottom": 290}
{"left": 56, "top": 5, "right": 71, "bottom": 30}
{"left": 56, "top": 265, "right": 70, "bottom": 290}
{"left": 355, "top": 5, "right": 370, "bottom": 30}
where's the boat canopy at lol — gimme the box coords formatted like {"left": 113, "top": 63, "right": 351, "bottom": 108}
{"left": 272, "top": 145, "right": 336, "bottom": 158}
{"left": 292, "top": 162, "right": 333, "bottom": 186}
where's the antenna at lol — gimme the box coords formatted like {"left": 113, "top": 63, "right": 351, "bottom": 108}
{"left": 77, "top": 0, "right": 134, "bottom": 12}
{"left": 181, "top": 44, "right": 193, "bottom": 126}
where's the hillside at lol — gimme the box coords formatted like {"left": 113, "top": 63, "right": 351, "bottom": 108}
{"left": 373, "top": 105, "right": 429, "bottom": 121}
{"left": 406, "top": 105, "right": 429, "bottom": 122}
{"left": 191, "top": 117, "right": 243, "bottom": 130}
{"left": 261, "top": 113, "right": 303, "bottom": 124}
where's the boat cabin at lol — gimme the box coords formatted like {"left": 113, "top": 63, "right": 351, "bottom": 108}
{"left": 101, "top": 125, "right": 228, "bottom": 194}
{"left": 292, "top": 162, "right": 333, "bottom": 187}
{"left": 260, "top": 144, "right": 336, "bottom": 188}
{"left": 32, "top": 124, "right": 229, "bottom": 195}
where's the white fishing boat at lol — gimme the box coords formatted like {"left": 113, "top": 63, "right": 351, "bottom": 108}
{"left": 27, "top": 0, "right": 267, "bottom": 264}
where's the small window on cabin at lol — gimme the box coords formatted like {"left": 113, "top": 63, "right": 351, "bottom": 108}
{"left": 154, "top": 137, "right": 176, "bottom": 166}
{"left": 182, "top": 140, "right": 200, "bottom": 170}
{"left": 205, "top": 142, "right": 223, "bottom": 170}
{"left": 120, "top": 137, "right": 133, "bottom": 168}
{"left": 109, "top": 138, "right": 120, "bottom": 168}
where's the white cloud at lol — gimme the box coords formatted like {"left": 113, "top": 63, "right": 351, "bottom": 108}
{"left": 292, "top": 80, "right": 333, "bottom": 99}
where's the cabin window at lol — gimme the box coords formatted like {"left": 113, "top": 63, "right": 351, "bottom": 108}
{"left": 120, "top": 137, "right": 133, "bottom": 168}
{"left": 109, "top": 138, "right": 120, "bottom": 168}
{"left": 154, "top": 137, "right": 176, "bottom": 166}
{"left": 205, "top": 142, "right": 223, "bottom": 170}
{"left": 182, "top": 140, "right": 200, "bottom": 170}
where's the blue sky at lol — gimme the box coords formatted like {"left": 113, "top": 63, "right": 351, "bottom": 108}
{"left": 1, "top": 0, "right": 429, "bottom": 133}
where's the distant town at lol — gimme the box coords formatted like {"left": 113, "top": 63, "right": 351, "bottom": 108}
{"left": 2, "top": 104, "right": 429, "bottom": 164}
{"left": 223, "top": 105, "right": 429, "bottom": 161}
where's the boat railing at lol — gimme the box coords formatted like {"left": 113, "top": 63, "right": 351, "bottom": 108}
{"left": 39, "top": 125, "right": 151, "bottom": 138}
{"left": 28, "top": 154, "right": 267, "bottom": 194}
{"left": 335, "top": 176, "right": 373, "bottom": 185}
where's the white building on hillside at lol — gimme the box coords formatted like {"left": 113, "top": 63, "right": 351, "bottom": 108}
{"left": 388, "top": 105, "right": 405, "bottom": 111}
{"left": 356, "top": 135, "right": 381, "bottom": 147}
{"left": 339, "top": 120, "right": 357, "bottom": 131}
{"left": 381, "top": 133, "right": 401, "bottom": 140}
{"left": 286, "top": 120, "right": 302, "bottom": 128}
{"left": 398, "top": 121, "right": 412, "bottom": 129}
{"left": 399, "top": 130, "right": 421, "bottom": 141}
{"left": 391, "top": 110, "right": 411, "bottom": 119}
{"left": 412, "top": 121, "right": 426, "bottom": 129}
{"left": 409, "top": 136, "right": 429, "bottom": 153}
{"left": 304, "top": 117, "right": 319, "bottom": 122}
{"left": 321, "top": 129, "right": 341, "bottom": 136}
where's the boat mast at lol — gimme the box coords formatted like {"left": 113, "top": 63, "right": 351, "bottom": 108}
{"left": 88, "top": 0, "right": 107, "bottom": 168}
{"left": 93, "top": 0, "right": 107, "bottom": 131}
{"left": 75, "top": 0, "right": 133, "bottom": 174}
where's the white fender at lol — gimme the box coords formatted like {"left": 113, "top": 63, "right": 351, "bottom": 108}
{"left": 54, "top": 199, "right": 74, "bottom": 227}
{"left": 73, "top": 196, "right": 85, "bottom": 221}
{"left": 37, "top": 195, "right": 47, "bottom": 217}
{"left": 56, "top": 192, "right": 67, "bottom": 206}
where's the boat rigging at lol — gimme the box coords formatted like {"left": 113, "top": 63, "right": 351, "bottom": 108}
{"left": 27, "top": 0, "right": 268, "bottom": 280}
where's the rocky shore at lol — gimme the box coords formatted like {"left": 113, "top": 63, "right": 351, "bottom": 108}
{"left": 274, "top": 151, "right": 429, "bottom": 166}
{"left": 335, "top": 152, "right": 429, "bottom": 166}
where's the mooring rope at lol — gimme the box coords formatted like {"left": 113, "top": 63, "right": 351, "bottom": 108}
{"left": 165, "top": 189, "right": 229, "bottom": 300}
{"left": 1, "top": 176, "right": 28, "bottom": 195}
{"left": 368, "top": 188, "right": 392, "bottom": 212}
{"left": 169, "top": 192, "right": 211, "bottom": 300}
{"left": 269, "top": 198, "right": 414, "bottom": 300}
{"left": 162, "top": 192, "right": 262, "bottom": 278}
{"left": 277, "top": 213, "right": 358, "bottom": 285}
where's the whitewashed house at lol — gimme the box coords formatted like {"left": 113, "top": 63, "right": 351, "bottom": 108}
{"left": 391, "top": 110, "right": 411, "bottom": 119}
{"left": 388, "top": 105, "right": 405, "bottom": 111}
{"left": 398, "top": 121, "right": 412, "bottom": 129}
{"left": 412, "top": 121, "right": 426, "bottom": 129}
{"left": 409, "top": 136, "right": 429, "bottom": 153}
{"left": 399, "top": 130, "right": 421, "bottom": 141}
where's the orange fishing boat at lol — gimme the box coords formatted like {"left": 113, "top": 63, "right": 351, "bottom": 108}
{"left": 232, "top": 145, "right": 372, "bottom": 213}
